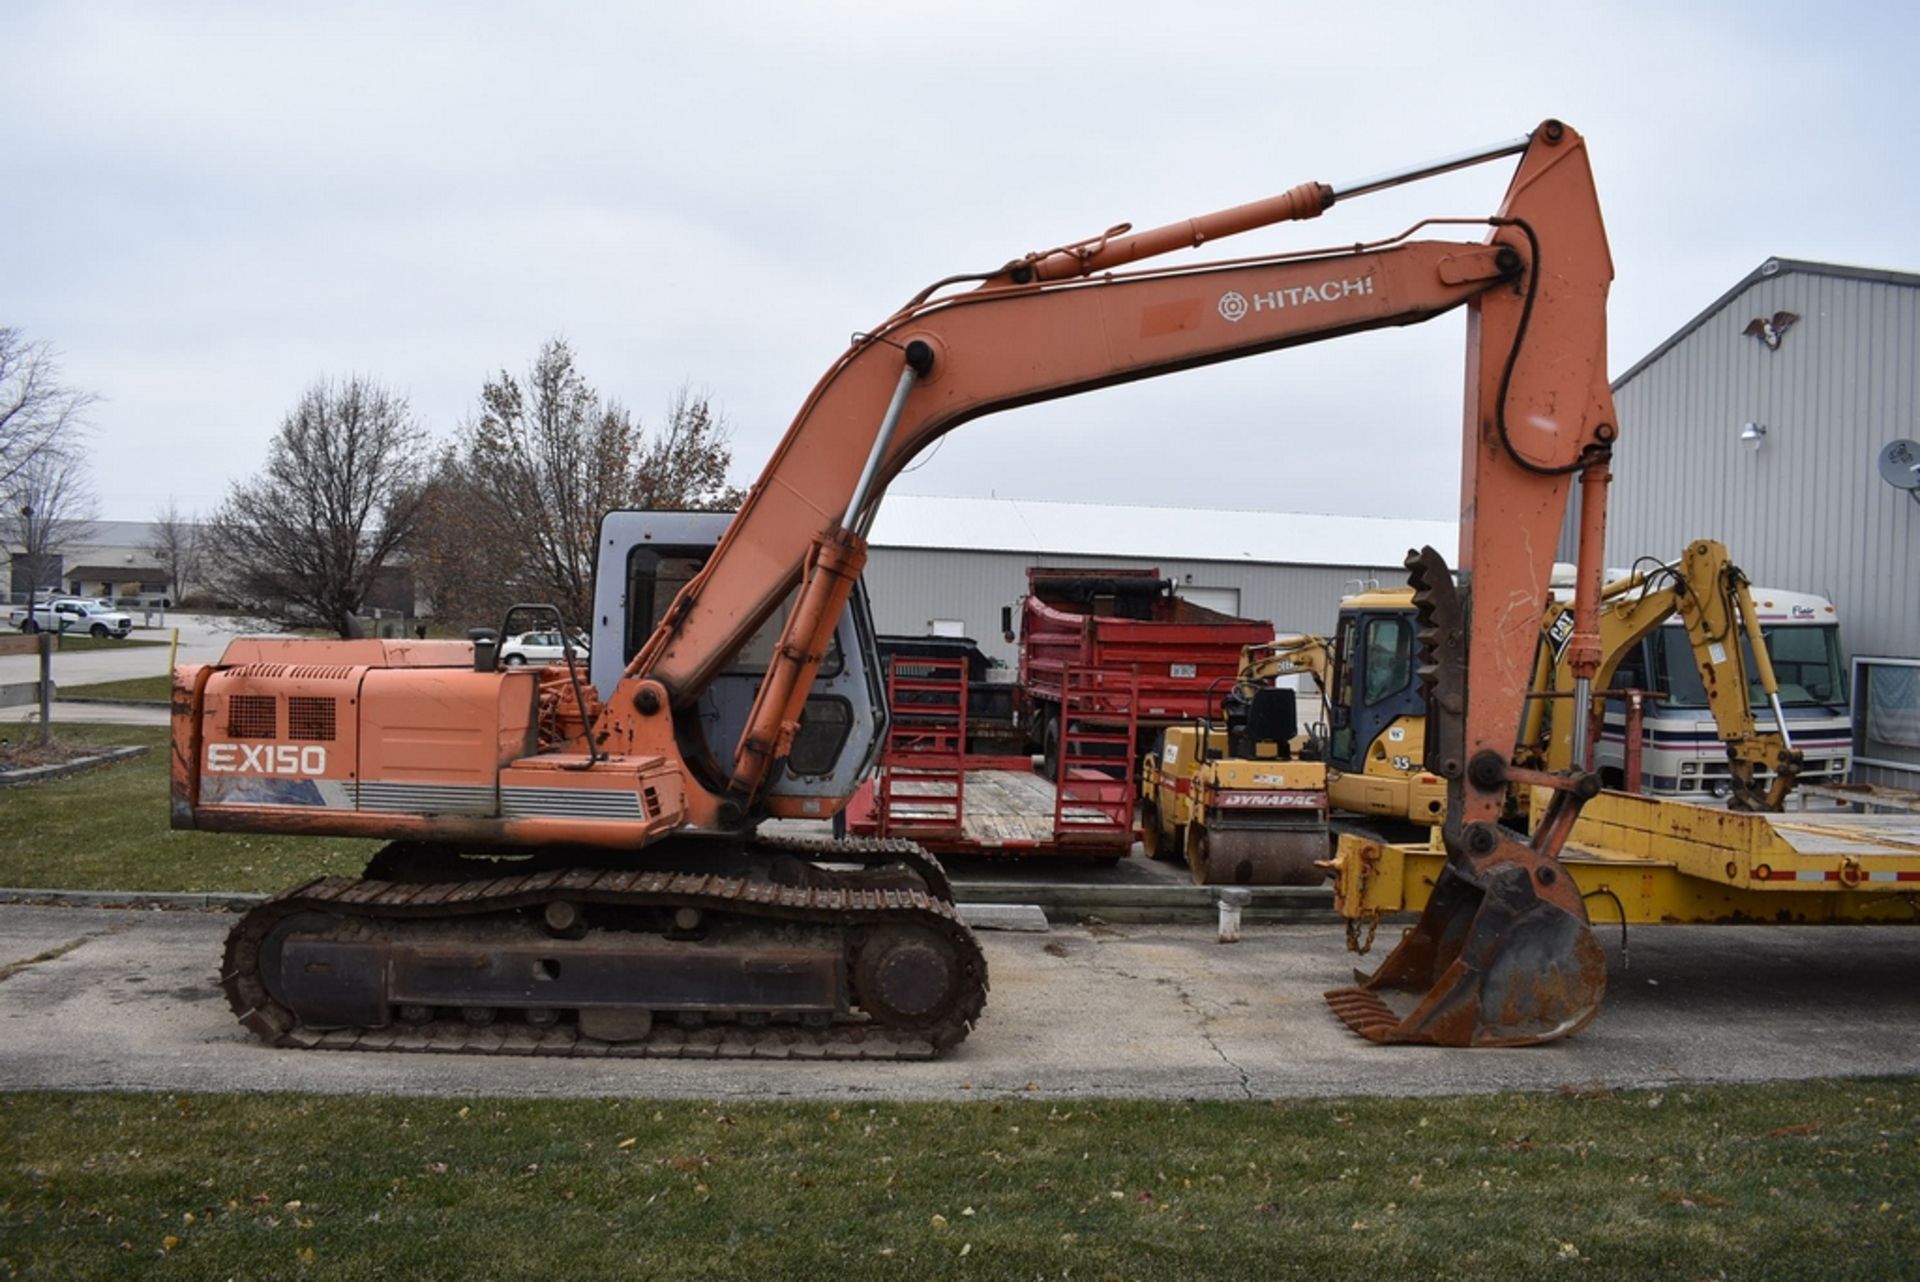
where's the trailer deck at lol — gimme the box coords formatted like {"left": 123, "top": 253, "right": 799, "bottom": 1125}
{"left": 846, "top": 756, "right": 1135, "bottom": 859}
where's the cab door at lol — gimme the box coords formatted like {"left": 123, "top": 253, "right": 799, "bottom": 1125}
{"left": 1327, "top": 607, "right": 1423, "bottom": 774}
{"left": 590, "top": 511, "right": 887, "bottom": 811}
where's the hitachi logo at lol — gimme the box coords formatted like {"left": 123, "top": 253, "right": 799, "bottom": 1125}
{"left": 206, "top": 742, "right": 328, "bottom": 776}
{"left": 1220, "top": 276, "right": 1375, "bottom": 321}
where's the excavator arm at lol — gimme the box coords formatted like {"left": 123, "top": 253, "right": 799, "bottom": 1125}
{"left": 1527, "top": 540, "right": 1801, "bottom": 808}
{"left": 1244, "top": 636, "right": 1336, "bottom": 690}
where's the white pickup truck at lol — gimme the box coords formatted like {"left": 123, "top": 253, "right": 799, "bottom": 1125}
{"left": 8, "top": 597, "right": 135, "bottom": 638}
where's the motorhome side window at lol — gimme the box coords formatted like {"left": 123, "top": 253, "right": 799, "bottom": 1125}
{"left": 1609, "top": 643, "right": 1648, "bottom": 691}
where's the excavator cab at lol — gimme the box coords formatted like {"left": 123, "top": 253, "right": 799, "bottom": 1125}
{"left": 1323, "top": 595, "right": 1446, "bottom": 825}
{"left": 589, "top": 511, "right": 888, "bottom": 815}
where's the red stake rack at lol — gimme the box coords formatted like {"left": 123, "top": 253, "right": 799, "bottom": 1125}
{"left": 1052, "top": 665, "right": 1140, "bottom": 845}
{"left": 875, "top": 655, "right": 967, "bottom": 837}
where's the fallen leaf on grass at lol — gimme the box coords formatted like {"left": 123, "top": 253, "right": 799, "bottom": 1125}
{"left": 618, "top": 1137, "right": 637, "bottom": 1149}
{"left": 1503, "top": 1137, "right": 1536, "bottom": 1152}
{"left": 1762, "top": 1122, "right": 1819, "bottom": 1138}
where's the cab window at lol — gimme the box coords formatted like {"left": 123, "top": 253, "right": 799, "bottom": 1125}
{"left": 1362, "top": 616, "right": 1414, "bottom": 705}
{"left": 624, "top": 547, "right": 843, "bottom": 679}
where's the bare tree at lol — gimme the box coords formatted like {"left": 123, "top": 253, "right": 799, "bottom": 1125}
{"left": 408, "top": 445, "right": 511, "bottom": 628}
{"left": 634, "top": 386, "right": 745, "bottom": 512}
{"left": 1, "top": 446, "right": 99, "bottom": 618}
{"left": 0, "top": 328, "right": 94, "bottom": 495}
{"left": 420, "top": 340, "right": 743, "bottom": 629}
{"left": 205, "top": 377, "right": 429, "bottom": 637}
{"left": 144, "top": 497, "right": 203, "bottom": 604}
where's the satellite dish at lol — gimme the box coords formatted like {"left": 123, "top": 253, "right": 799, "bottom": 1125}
{"left": 1878, "top": 439, "right": 1920, "bottom": 491}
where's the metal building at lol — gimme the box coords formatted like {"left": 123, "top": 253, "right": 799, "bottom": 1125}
{"left": 864, "top": 495, "right": 1453, "bottom": 668}
{"left": 1566, "top": 257, "right": 1920, "bottom": 788}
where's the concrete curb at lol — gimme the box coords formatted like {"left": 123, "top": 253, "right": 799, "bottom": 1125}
{"left": 0, "top": 745, "right": 152, "bottom": 788}
{"left": 0, "top": 887, "right": 257, "bottom": 911}
{"left": 0, "top": 878, "right": 1340, "bottom": 925}
{"left": 957, "top": 880, "right": 1338, "bottom": 924}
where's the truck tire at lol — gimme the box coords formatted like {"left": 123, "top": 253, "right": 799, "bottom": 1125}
{"left": 90, "top": 623, "right": 109, "bottom": 639}
{"left": 1040, "top": 712, "right": 1060, "bottom": 782}
{"left": 19, "top": 619, "right": 37, "bottom": 634}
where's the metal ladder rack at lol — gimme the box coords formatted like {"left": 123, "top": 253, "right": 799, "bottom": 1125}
{"left": 876, "top": 655, "right": 968, "bottom": 836}
{"left": 1053, "top": 665, "right": 1139, "bottom": 843}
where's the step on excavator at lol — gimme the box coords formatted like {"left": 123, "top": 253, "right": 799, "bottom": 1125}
{"left": 176, "top": 119, "right": 1622, "bottom": 1053}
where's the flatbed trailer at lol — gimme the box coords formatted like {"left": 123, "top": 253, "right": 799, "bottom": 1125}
{"left": 1330, "top": 790, "right": 1920, "bottom": 934}
{"left": 845, "top": 754, "right": 1135, "bottom": 861}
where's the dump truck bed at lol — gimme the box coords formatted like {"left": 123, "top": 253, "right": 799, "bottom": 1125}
{"left": 1019, "top": 568, "right": 1272, "bottom": 727}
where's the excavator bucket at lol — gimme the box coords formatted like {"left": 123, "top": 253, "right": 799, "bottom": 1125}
{"left": 1189, "top": 826, "right": 1328, "bottom": 887}
{"left": 1324, "top": 851, "right": 1607, "bottom": 1046}
{"left": 1323, "top": 545, "right": 1607, "bottom": 1046}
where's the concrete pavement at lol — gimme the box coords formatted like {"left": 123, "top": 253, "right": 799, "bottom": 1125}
{"left": 1, "top": 903, "right": 1914, "bottom": 1101}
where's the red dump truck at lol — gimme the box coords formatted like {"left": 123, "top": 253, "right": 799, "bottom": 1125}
{"left": 1015, "top": 567, "right": 1273, "bottom": 772}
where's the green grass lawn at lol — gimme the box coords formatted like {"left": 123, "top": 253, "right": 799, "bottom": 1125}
{"left": 55, "top": 673, "right": 172, "bottom": 702}
{"left": 0, "top": 1082, "right": 1913, "bottom": 1281}
{"left": 6, "top": 634, "right": 166, "bottom": 654}
{"left": 44, "top": 634, "right": 170, "bottom": 652}
{"left": 0, "top": 725, "right": 376, "bottom": 891}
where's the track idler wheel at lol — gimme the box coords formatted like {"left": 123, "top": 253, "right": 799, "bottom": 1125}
{"left": 1323, "top": 822, "right": 1606, "bottom": 1047}
{"left": 853, "top": 924, "right": 964, "bottom": 1031}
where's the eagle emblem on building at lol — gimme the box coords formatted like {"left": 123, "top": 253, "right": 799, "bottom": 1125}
{"left": 1741, "top": 311, "right": 1800, "bottom": 351}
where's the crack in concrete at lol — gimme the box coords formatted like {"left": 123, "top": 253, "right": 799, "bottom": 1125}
{"left": 0, "top": 924, "right": 124, "bottom": 982}
{"left": 1081, "top": 935, "right": 1256, "bottom": 1100}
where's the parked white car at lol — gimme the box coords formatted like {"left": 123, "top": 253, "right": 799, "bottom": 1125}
{"left": 8, "top": 597, "right": 135, "bottom": 638}
{"left": 497, "top": 630, "right": 589, "bottom": 666}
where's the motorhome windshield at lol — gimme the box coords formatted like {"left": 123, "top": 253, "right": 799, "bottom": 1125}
{"left": 1651, "top": 623, "right": 1847, "bottom": 709}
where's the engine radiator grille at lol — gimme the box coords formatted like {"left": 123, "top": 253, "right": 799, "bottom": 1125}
{"left": 226, "top": 694, "right": 278, "bottom": 740}
{"left": 288, "top": 696, "right": 338, "bottom": 742}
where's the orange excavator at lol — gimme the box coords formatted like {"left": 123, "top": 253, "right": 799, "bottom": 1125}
{"left": 176, "top": 119, "right": 1619, "bottom": 1055}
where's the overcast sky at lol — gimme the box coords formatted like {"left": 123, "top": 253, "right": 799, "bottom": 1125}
{"left": 6, "top": 1, "right": 1914, "bottom": 525}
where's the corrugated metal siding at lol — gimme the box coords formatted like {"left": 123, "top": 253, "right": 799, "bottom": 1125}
{"left": 1571, "top": 263, "right": 1920, "bottom": 784}
{"left": 863, "top": 547, "right": 1409, "bottom": 668}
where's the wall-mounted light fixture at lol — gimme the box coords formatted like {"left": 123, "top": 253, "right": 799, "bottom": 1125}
{"left": 1740, "top": 421, "right": 1767, "bottom": 451}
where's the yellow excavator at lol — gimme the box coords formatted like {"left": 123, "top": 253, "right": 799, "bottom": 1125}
{"left": 1268, "top": 539, "right": 1803, "bottom": 826}
{"left": 1518, "top": 539, "right": 1803, "bottom": 810}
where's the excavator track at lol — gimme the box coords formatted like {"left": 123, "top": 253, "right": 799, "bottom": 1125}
{"left": 223, "top": 840, "right": 987, "bottom": 1061}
